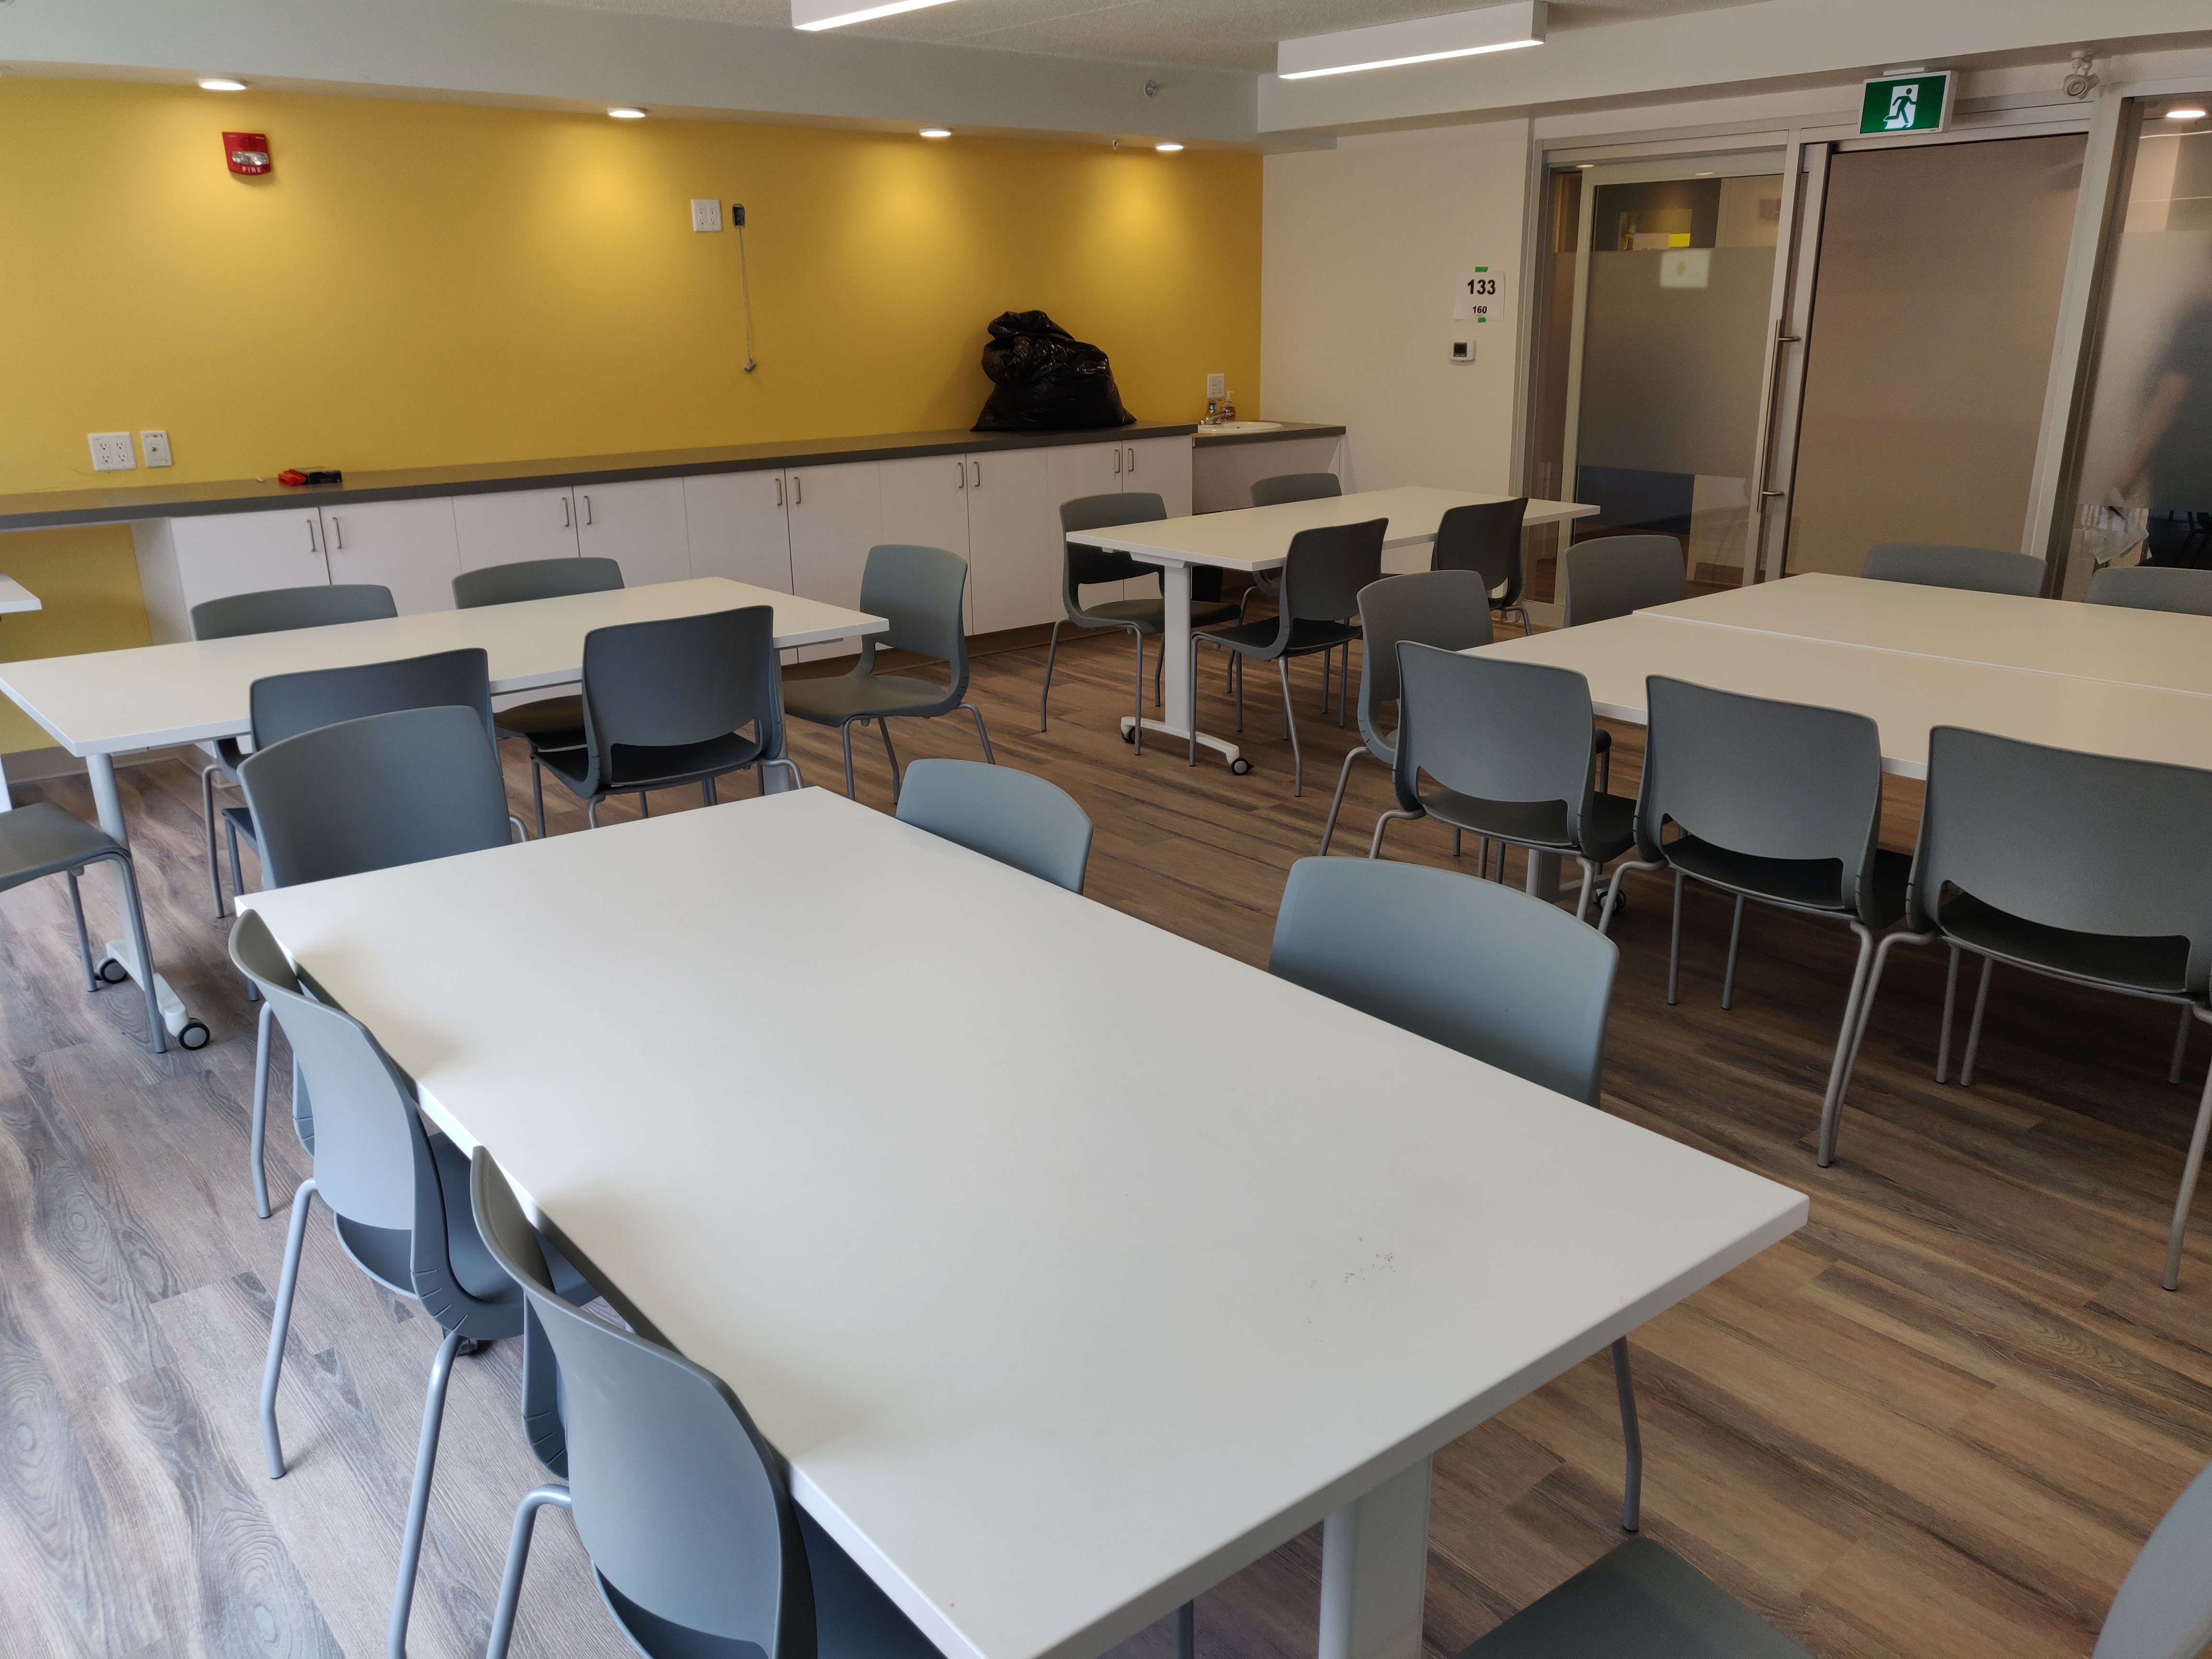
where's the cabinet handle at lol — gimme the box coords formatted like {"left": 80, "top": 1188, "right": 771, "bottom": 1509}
{"left": 562, "top": 495, "right": 573, "bottom": 529}
{"left": 330, "top": 516, "right": 344, "bottom": 551}
{"left": 794, "top": 475, "right": 803, "bottom": 506}
{"left": 775, "top": 476, "right": 784, "bottom": 509}
{"left": 305, "top": 517, "right": 318, "bottom": 553}
{"left": 1113, "top": 448, "right": 1122, "bottom": 476}
{"left": 583, "top": 493, "right": 594, "bottom": 527}
{"left": 956, "top": 461, "right": 965, "bottom": 490}
{"left": 1127, "top": 446, "right": 1137, "bottom": 474}
{"left": 972, "top": 461, "right": 982, "bottom": 488}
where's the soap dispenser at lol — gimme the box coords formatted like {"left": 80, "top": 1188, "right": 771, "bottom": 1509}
{"left": 1221, "top": 391, "right": 1238, "bottom": 422}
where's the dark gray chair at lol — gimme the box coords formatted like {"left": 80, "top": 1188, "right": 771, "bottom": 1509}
{"left": 2087, "top": 565, "right": 2212, "bottom": 615}
{"left": 783, "top": 544, "right": 992, "bottom": 804}
{"left": 1596, "top": 677, "right": 1908, "bottom": 1157}
{"left": 1244, "top": 471, "right": 1350, "bottom": 689}
{"left": 539, "top": 605, "right": 801, "bottom": 829}
{"left": 190, "top": 583, "right": 399, "bottom": 917}
{"left": 1559, "top": 535, "right": 1686, "bottom": 627}
{"left": 1834, "top": 727, "right": 2212, "bottom": 1289}
{"left": 1431, "top": 498, "right": 1532, "bottom": 634}
{"left": 468, "top": 1148, "right": 949, "bottom": 1659}
{"left": 1044, "top": 493, "right": 1237, "bottom": 753}
{"left": 1269, "top": 855, "right": 1642, "bottom": 1532}
{"left": 1318, "top": 571, "right": 1493, "bottom": 856}
{"left": 453, "top": 555, "right": 625, "bottom": 757}
{"left": 1372, "top": 644, "right": 1635, "bottom": 923}
{"left": 231, "top": 907, "right": 594, "bottom": 1659}
{"left": 894, "top": 758, "right": 1093, "bottom": 893}
{"left": 1861, "top": 542, "right": 2044, "bottom": 597}
{"left": 0, "top": 803, "right": 164, "bottom": 1053}
{"left": 1191, "top": 519, "right": 1385, "bottom": 794}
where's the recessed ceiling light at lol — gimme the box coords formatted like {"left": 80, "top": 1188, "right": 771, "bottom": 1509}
{"left": 919, "top": 128, "right": 952, "bottom": 139}
{"left": 198, "top": 77, "right": 248, "bottom": 92}
{"left": 793, "top": 0, "right": 957, "bottom": 30}
{"left": 2167, "top": 106, "right": 2209, "bottom": 120}
{"left": 1695, "top": 170, "right": 1713, "bottom": 176}
{"left": 609, "top": 107, "right": 647, "bottom": 119}
{"left": 1575, "top": 162, "right": 1594, "bottom": 169}
{"left": 1156, "top": 142, "right": 1184, "bottom": 153}
{"left": 1278, "top": 0, "right": 1543, "bottom": 80}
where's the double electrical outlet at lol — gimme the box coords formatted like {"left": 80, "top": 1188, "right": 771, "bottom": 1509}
{"left": 89, "top": 431, "right": 170, "bottom": 472}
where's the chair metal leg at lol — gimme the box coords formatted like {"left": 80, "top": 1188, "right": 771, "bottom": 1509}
{"left": 879, "top": 718, "right": 902, "bottom": 802}
{"left": 962, "top": 704, "right": 996, "bottom": 764}
{"left": 507, "top": 814, "right": 528, "bottom": 843}
{"left": 201, "top": 763, "right": 227, "bottom": 918}
{"left": 64, "top": 868, "right": 97, "bottom": 992}
{"left": 251, "top": 1001, "right": 274, "bottom": 1219}
{"left": 388, "top": 1327, "right": 466, "bottom": 1659}
{"left": 1132, "top": 627, "right": 1147, "bottom": 756}
{"left": 1236, "top": 649, "right": 1246, "bottom": 732}
{"left": 1597, "top": 860, "right": 1664, "bottom": 938}
{"left": 703, "top": 777, "right": 717, "bottom": 808}
{"left": 1276, "top": 657, "right": 1302, "bottom": 795}
{"left": 486, "top": 1485, "right": 575, "bottom": 1659}
{"left": 1452, "top": 828, "right": 1463, "bottom": 860}
{"left": 2163, "top": 1012, "right": 2212, "bottom": 1290}
{"left": 1815, "top": 923, "right": 1882, "bottom": 1167}
{"left": 109, "top": 851, "right": 167, "bottom": 1056}
{"left": 1573, "top": 859, "right": 1598, "bottom": 926}
{"left": 1369, "top": 808, "right": 1420, "bottom": 860}
{"left": 1721, "top": 895, "right": 1745, "bottom": 1010}
{"left": 1339, "top": 646, "right": 1351, "bottom": 728}
{"left": 1611, "top": 1338, "right": 1642, "bottom": 1534}
{"left": 1039, "top": 620, "right": 1062, "bottom": 732}
{"left": 2171, "top": 1003, "right": 2191, "bottom": 1087}
{"left": 1189, "top": 639, "right": 1205, "bottom": 768}
{"left": 1936, "top": 944, "right": 1960, "bottom": 1083}
{"left": 1319, "top": 746, "right": 1374, "bottom": 856}
{"left": 531, "top": 758, "right": 548, "bottom": 840}
{"left": 1960, "top": 955, "right": 1994, "bottom": 1088}
{"left": 841, "top": 724, "right": 857, "bottom": 798}
{"left": 762, "top": 756, "right": 804, "bottom": 791}
{"left": 637, "top": 791, "right": 649, "bottom": 818}
{"left": 1154, "top": 634, "right": 1165, "bottom": 708}
{"left": 1666, "top": 870, "right": 1686, "bottom": 1005}
{"left": 1317, "top": 647, "right": 1331, "bottom": 714}
{"left": 226, "top": 817, "right": 247, "bottom": 907}
{"left": 1176, "top": 1601, "right": 1196, "bottom": 1659}
{"left": 585, "top": 798, "right": 601, "bottom": 829}
{"left": 260, "top": 1177, "right": 319, "bottom": 1479}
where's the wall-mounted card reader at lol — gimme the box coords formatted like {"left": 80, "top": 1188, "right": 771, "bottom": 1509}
{"left": 1450, "top": 340, "right": 1475, "bottom": 363}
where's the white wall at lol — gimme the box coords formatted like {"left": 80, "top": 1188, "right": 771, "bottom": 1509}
{"left": 1262, "top": 121, "right": 1530, "bottom": 496}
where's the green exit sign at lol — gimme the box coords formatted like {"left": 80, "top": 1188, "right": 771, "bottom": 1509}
{"left": 1860, "top": 71, "right": 1951, "bottom": 135}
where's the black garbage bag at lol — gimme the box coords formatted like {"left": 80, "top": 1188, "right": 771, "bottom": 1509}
{"left": 973, "top": 311, "right": 1136, "bottom": 433}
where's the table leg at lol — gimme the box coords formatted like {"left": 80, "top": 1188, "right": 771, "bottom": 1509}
{"left": 85, "top": 753, "right": 201, "bottom": 1048}
{"left": 1318, "top": 1455, "right": 1432, "bottom": 1659}
{"left": 1119, "top": 561, "right": 1246, "bottom": 768}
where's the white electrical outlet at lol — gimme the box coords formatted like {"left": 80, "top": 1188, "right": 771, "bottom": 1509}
{"left": 1206, "top": 373, "right": 1226, "bottom": 399}
{"left": 691, "top": 199, "right": 723, "bottom": 233}
{"left": 88, "top": 432, "right": 136, "bottom": 472}
{"left": 140, "top": 430, "right": 172, "bottom": 467}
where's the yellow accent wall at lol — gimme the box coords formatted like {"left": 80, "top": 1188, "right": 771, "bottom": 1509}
{"left": 0, "top": 76, "right": 1263, "bottom": 751}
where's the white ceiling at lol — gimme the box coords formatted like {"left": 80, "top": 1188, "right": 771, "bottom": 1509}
{"left": 515, "top": 0, "right": 1767, "bottom": 72}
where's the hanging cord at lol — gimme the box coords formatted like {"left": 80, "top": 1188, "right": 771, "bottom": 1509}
{"left": 736, "top": 220, "right": 758, "bottom": 373}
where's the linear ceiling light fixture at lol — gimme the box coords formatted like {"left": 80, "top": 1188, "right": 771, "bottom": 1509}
{"left": 2166, "top": 105, "right": 2208, "bottom": 120}
{"left": 1277, "top": 0, "right": 1544, "bottom": 81}
{"left": 792, "top": 0, "right": 957, "bottom": 30}
{"left": 198, "top": 77, "right": 248, "bottom": 92}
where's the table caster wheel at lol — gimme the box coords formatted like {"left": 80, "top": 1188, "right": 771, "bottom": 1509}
{"left": 1229, "top": 757, "right": 1253, "bottom": 776}
{"left": 1122, "top": 726, "right": 1137, "bottom": 744}
{"left": 178, "top": 1020, "right": 211, "bottom": 1050}
{"left": 96, "top": 957, "right": 129, "bottom": 985}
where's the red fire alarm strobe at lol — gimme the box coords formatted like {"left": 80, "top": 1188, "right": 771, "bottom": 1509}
{"left": 224, "top": 132, "right": 271, "bottom": 176}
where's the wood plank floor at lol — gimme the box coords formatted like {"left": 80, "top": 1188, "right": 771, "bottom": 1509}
{"left": 0, "top": 627, "right": 2208, "bottom": 1658}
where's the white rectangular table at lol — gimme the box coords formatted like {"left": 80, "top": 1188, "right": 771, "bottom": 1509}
{"left": 241, "top": 788, "right": 1803, "bottom": 1659}
{"left": 1078, "top": 489, "right": 1597, "bottom": 769}
{"left": 0, "top": 577, "right": 882, "bottom": 1045}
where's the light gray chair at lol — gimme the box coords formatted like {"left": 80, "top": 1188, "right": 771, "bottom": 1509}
{"left": 2087, "top": 565, "right": 2212, "bottom": 616}
{"left": 468, "top": 1148, "right": 951, "bottom": 1659}
{"left": 894, "top": 758, "right": 1093, "bottom": 893}
{"left": 539, "top": 605, "right": 801, "bottom": 830}
{"left": 1597, "top": 677, "right": 1908, "bottom": 1156}
{"left": 0, "top": 803, "right": 165, "bottom": 1053}
{"left": 783, "top": 544, "right": 992, "bottom": 804}
{"left": 231, "top": 907, "right": 594, "bottom": 1659}
{"left": 1431, "top": 498, "right": 1532, "bottom": 634}
{"left": 1045, "top": 493, "right": 1239, "bottom": 752}
{"left": 1269, "top": 856, "right": 1642, "bottom": 1532}
{"left": 1559, "top": 534, "right": 1686, "bottom": 628}
{"left": 1317, "top": 570, "right": 1493, "bottom": 856}
{"left": 190, "top": 582, "right": 399, "bottom": 916}
{"left": 1861, "top": 542, "right": 2044, "bottom": 597}
{"left": 1372, "top": 644, "right": 1635, "bottom": 923}
{"left": 237, "top": 702, "right": 516, "bottom": 1219}
{"left": 1832, "top": 726, "right": 2212, "bottom": 1289}
{"left": 453, "top": 555, "right": 625, "bottom": 757}
{"left": 1242, "top": 472, "right": 1346, "bottom": 678}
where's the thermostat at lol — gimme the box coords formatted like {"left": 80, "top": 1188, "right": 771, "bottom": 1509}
{"left": 1450, "top": 340, "right": 1475, "bottom": 363}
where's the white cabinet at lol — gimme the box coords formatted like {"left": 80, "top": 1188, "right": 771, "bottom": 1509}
{"left": 879, "top": 457, "right": 975, "bottom": 634}
{"left": 964, "top": 450, "right": 1058, "bottom": 636}
{"left": 321, "top": 497, "right": 461, "bottom": 615}
{"left": 133, "top": 509, "right": 332, "bottom": 641}
{"left": 1123, "top": 436, "right": 1193, "bottom": 518}
{"left": 685, "top": 471, "right": 793, "bottom": 592}
{"left": 453, "top": 488, "right": 580, "bottom": 571}
{"left": 576, "top": 479, "right": 692, "bottom": 589}
{"left": 1047, "top": 443, "right": 1133, "bottom": 606}
{"left": 785, "top": 462, "right": 884, "bottom": 662}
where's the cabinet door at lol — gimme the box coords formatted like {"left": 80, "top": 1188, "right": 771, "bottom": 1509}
{"left": 321, "top": 497, "right": 462, "bottom": 615}
{"left": 1122, "top": 435, "right": 1193, "bottom": 518}
{"left": 786, "top": 463, "right": 884, "bottom": 662}
{"left": 878, "top": 456, "right": 973, "bottom": 634}
{"left": 168, "top": 509, "right": 331, "bottom": 624}
{"left": 964, "top": 450, "right": 1058, "bottom": 635}
{"left": 1047, "top": 442, "right": 1135, "bottom": 606}
{"left": 577, "top": 479, "right": 691, "bottom": 589}
{"left": 685, "top": 471, "right": 793, "bottom": 593}
{"left": 453, "top": 488, "right": 581, "bottom": 572}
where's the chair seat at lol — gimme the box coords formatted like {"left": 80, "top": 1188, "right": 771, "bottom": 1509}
{"left": 541, "top": 730, "right": 771, "bottom": 797}
{"left": 783, "top": 670, "right": 961, "bottom": 725}
{"left": 497, "top": 694, "right": 588, "bottom": 745}
{"left": 0, "top": 802, "right": 125, "bottom": 893}
{"left": 1414, "top": 786, "right": 1636, "bottom": 863}
{"left": 1938, "top": 890, "right": 2192, "bottom": 998}
{"left": 1202, "top": 616, "right": 1359, "bottom": 661}
{"left": 1460, "top": 1538, "right": 1811, "bottom": 1659}
{"left": 1667, "top": 835, "right": 1909, "bottom": 926}
{"left": 1072, "top": 596, "right": 1242, "bottom": 632}
{"left": 333, "top": 1132, "right": 526, "bottom": 1311}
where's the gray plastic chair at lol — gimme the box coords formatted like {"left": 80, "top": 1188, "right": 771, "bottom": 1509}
{"left": 1559, "top": 535, "right": 1686, "bottom": 628}
{"left": 2087, "top": 565, "right": 2212, "bottom": 616}
{"left": 236, "top": 703, "right": 515, "bottom": 1220}
{"left": 783, "top": 544, "right": 992, "bottom": 803}
{"left": 230, "top": 907, "right": 593, "bottom": 1659}
{"left": 1596, "top": 677, "right": 1908, "bottom": 1157}
{"left": 1243, "top": 471, "right": 1349, "bottom": 682}
{"left": 1834, "top": 726, "right": 2212, "bottom": 1289}
{"left": 453, "top": 556, "right": 625, "bottom": 755}
{"left": 1861, "top": 542, "right": 2044, "bottom": 597}
{"left": 468, "top": 1148, "right": 948, "bottom": 1659}
{"left": 1270, "top": 855, "right": 1643, "bottom": 1531}
{"left": 1431, "top": 498, "right": 1532, "bottom": 634}
{"left": 1317, "top": 571, "right": 1493, "bottom": 856}
{"left": 539, "top": 605, "right": 801, "bottom": 829}
{"left": 894, "top": 758, "right": 1093, "bottom": 893}
{"left": 1191, "top": 519, "right": 1385, "bottom": 794}
{"left": 0, "top": 803, "right": 164, "bottom": 1053}
{"left": 1373, "top": 644, "right": 1634, "bottom": 922}
{"left": 1044, "top": 493, "right": 1238, "bottom": 753}
{"left": 190, "top": 583, "right": 399, "bottom": 917}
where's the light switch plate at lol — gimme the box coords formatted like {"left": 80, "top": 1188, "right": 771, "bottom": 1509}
{"left": 88, "top": 432, "right": 136, "bottom": 472}
{"left": 140, "top": 430, "right": 172, "bottom": 467}
{"left": 691, "top": 199, "right": 723, "bottom": 233}
{"left": 1206, "top": 373, "right": 1226, "bottom": 399}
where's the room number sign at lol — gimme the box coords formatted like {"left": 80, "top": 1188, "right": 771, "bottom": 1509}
{"left": 1454, "top": 267, "right": 1502, "bottom": 323}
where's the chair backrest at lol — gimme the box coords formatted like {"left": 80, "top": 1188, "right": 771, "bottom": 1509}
{"left": 1059, "top": 493, "right": 1162, "bottom": 598}
{"left": 238, "top": 705, "right": 513, "bottom": 890}
{"left": 894, "top": 758, "right": 1093, "bottom": 893}
{"left": 1279, "top": 518, "right": 1387, "bottom": 626}
{"left": 1430, "top": 499, "right": 1530, "bottom": 605}
{"left": 1251, "top": 473, "right": 1342, "bottom": 508}
{"left": 249, "top": 648, "right": 496, "bottom": 751}
{"left": 191, "top": 583, "right": 397, "bottom": 641}
{"left": 1862, "top": 542, "right": 2045, "bottom": 597}
{"left": 859, "top": 544, "right": 971, "bottom": 695}
{"left": 1393, "top": 643, "right": 1600, "bottom": 847}
{"left": 1270, "top": 857, "right": 1617, "bottom": 1104}
{"left": 453, "top": 556, "right": 625, "bottom": 610}
{"left": 2087, "top": 565, "right": 2212, "bottom": 616}
{"left": 1911, "top": 727, "right": 2212, "bottom": 997}
{"left": 2094, "top": 1458, "right": 2212, "bottom": 1659}
{"left": 1639, "top": 677, "right": 1886, "bottom": 917}
{"left": 577, "top": 605, "right": 785, "bottom": 784}
{"left": 469, "top": 1148, "right": 809, "bottom": 1658}
{"left": 1560, "top": 535, "right": 1685, "bottom": 627}
{"left": 1352, "top": 572, "right": 1493, "bottom": 757}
